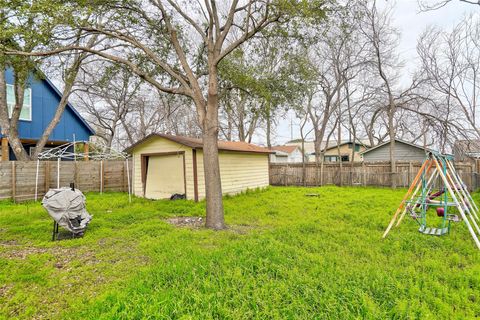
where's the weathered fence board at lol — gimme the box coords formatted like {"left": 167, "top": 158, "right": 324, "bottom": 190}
{"left": 0, "top": 160, "right": 131, "bottom": 202}
{"left": 270, "top": 161, "right": 480, "bottom": 191}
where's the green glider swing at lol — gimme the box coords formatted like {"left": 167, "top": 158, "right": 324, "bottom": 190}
{"left": 383, "top": 152, "right": 480, "bottom": 250}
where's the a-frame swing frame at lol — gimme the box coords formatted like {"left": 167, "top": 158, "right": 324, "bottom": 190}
{"left": 383, "top": 152, "right": 480, "bottom": 250}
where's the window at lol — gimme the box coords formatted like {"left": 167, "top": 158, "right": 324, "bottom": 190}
{"left": 349, "top": 143, "right": 361, "bottom": 151}
{"left": 324, "top": 155, "right": 338, "bottom": 162}
{"left": 6, "top": 84, "right": 32, "bottom": 121}
{"left": 341, "top": 155, "right": 349, "bottom": 162}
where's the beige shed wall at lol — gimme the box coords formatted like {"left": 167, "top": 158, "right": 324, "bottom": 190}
{"left": 194, "top": 150, "right": 269, "bottom": 199}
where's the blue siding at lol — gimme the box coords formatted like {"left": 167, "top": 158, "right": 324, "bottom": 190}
{"left": 1, "top": 68, "right": 94, "bottom": 142}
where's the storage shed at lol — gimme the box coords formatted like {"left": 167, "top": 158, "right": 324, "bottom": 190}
{"left": 125, "top": 134, "right": 271, "bottom": 201}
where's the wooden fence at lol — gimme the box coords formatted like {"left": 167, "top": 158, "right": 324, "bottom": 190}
{"left": 269, "top": 161, "right": 480, "bottom": 191}
{"left": 0, "top": 160, "right": 131, "bottom": 202}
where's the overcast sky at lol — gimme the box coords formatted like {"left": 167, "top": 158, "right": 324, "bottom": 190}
{"left": 264, "top": 0, "right": 478, "bottom": 146}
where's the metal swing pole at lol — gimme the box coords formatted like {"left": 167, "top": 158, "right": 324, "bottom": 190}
{"left": 383, "top": 159, "right": 430, "bottom": 238}
{"left": 396, "top": 161, "right": 436, "bottom": 226}
{"left": 443, "top": 162, "right": 480, "bottom": 236}
{"left": 433, "top": 157, "right": 480, "bottom": 250}
{"left": 446, "top": 159, "right": 480, "bottom": 220}
{"left": 57, "top": 158, "right": 60, "bottom": 189}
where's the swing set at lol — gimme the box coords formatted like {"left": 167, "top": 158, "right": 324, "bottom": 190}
{"left": 383, "top": 152, "right": 480, "bottom": 250}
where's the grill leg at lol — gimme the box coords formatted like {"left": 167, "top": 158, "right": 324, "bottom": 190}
{"left": 52, "top": 221, "right": 58, "bottom": 241}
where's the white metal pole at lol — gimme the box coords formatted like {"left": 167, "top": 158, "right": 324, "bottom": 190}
{"left": 57, "top": 158, "right": 60, "bottom": 189}
{"left": 126, "top": 158, "right": 131, "bottom": 203}
{"left": 446, "top": 159, "right": 480, "bottom": 219}
{"left": 433, "top": 157, "right": 480, "bottom": 250}
{"left": 34, "top": 159, "right": 40, "bottom": 201}
{"left": 100, "top": 160, "right": 103, "bottom": 194}
{"left": 443, "top": 164, "right": 480, "bottom": 235}
{"left": 73, "top": 134, "right": 76, "bottom": 162}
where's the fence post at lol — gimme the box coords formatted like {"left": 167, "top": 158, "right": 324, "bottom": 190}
{"left": 284, "top": 164, "right": 288, "bottom": 186}
{"left": 362, "top": 162, "right": 366, "bottom": 186}
{"left": 100, "top": 160, "right": 104, "bottom": 193}
{"left": 11, "top": 161, "right": 16, "bottom": 202}
{"left": 45, "top": 161, "right": 50, "bottom": 192}
{"left": 74, "top": 161, "right": 78, "bottom": 186}
{"left": 471, "top": 162, "right": 475, "bottom": 191}
{"left": 407, "top": 160, "right": 413, "bottom": 187}
{"left": 123, "top": 161, "right": 127, "bottom": 192}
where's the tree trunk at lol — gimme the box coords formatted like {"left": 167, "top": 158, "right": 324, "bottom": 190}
{"left": 5, "top": 72, "right": 29, "bottom": 160}
{"left": 265, "top": 102, "right": 272, "bottom": 148}
{"left": 337, "top": 120, "right": 342, "bottom": 187}
{"left": 202, "top": 66, "right": 225, "bottom": 230}
{"left": 389, "top": 107, "right": 396, "bottom": 188}
{"left": 313, "top": 128, "right": 322, "bottom": 185}
{"left": 0, "top": 66, "right": 9, "bottom": 137}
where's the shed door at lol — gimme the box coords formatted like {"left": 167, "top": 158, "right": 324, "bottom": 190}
{"left": 145, "top": 154, "right": 185, "bottom": 199}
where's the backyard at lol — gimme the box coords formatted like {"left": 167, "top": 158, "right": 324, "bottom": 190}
{"left": 0, "top": 186, "right": 479, "bottom": 319}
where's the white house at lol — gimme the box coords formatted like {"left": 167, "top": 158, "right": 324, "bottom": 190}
{"left": 269, "top": 145, "right": 304, "bottom": 163}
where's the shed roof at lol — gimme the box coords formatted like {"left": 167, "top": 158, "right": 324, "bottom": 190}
{"left": 125, "top": 133, "right": 272, "bottom": 154}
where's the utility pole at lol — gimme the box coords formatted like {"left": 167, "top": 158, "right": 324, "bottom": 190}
{"left": 290, "top": 118, "right": 293, "bottom": 141}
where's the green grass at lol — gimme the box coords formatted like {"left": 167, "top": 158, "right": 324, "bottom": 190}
{"left": 0, "top": 186, "right": 479, "bottom": 319}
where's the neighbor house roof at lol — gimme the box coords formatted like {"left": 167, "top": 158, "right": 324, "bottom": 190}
{"left": 269, "top": 145, "right": 299, "bottom": 154}
{"left": 321, "top": 141, "right": 370, "bottom": 152}
{"left": 32, "top": 67, "right": 95, "bottom": 136}
{"left": 454, "top": 139, "right": 480, "bottom": 153}
{"left": 125, "top": 133, "right": 272, "bottom": 154}
{"left": 360, "top": 139, "right": 436, "bottom": 155}
{"left": 307, "top": 140, "right": 371, "bottom": 155}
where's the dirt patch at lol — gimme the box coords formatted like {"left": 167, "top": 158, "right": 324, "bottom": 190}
{"left": 166, "top": 216, "right": 204, "bottom": 228}
{"left": 3, "top": 246, "right": 50, "bottom": 259}
{"left": 228, "top": 224, "right": 257, "bottom": 234}
{"left": 0, "top": 284, "right": 12, "bottom": 298}
{"left": 1, "top": 239, "right": 19, "bottom": 246}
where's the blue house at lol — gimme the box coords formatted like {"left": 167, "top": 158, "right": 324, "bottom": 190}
{"left": 1, "top": 68, "right": 95, "bottom": 160}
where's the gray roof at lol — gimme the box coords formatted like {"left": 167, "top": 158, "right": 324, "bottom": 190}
{"left": 360, "top": 139, "right": 436, "bottom": 155}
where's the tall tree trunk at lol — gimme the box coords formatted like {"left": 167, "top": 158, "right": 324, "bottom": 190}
{"left": 202, "top": 67, "right": 225, "bottom": 230}
{"left": 389, "top": 106, "right": 396, "bottom": 188}
{"left": 0, "top": 65, "right": 9, "bottom": 154}
{"left": 313, "top": 128, "right": 322, "bottom": 185}
{"left": 6, "top": 71, "right": 29, "bottom": 160}
{"left": 265, "top": 102, "right": 272, "bottom": 148}
{"left": 337, "top": 119, "right": 342, "bottom": 187}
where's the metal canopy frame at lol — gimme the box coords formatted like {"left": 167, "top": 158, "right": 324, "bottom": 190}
{"left": 34, "top": 141, "right": 132, "bottom": 203}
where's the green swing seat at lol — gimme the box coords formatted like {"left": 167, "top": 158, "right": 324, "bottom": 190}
{"left": 418, "top": 225, "right": 449, "bottom": 236}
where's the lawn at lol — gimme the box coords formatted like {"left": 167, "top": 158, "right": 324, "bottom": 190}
{"left": 0, "top": 186, "right": 479, "bottom": 319}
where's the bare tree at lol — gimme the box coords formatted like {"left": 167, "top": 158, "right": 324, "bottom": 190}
{"left": 417, "top": 16, "right": 480, "bottom": 143}
{"left": 418, "top": 0, "right": 480, "bottom": 11}
{"left": 5, "top": 1, "right": 326, "bottom": 229}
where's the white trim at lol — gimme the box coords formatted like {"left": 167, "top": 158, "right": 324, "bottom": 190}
{"left": 6, "top": 84, "right": 32, "bottom": 121}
